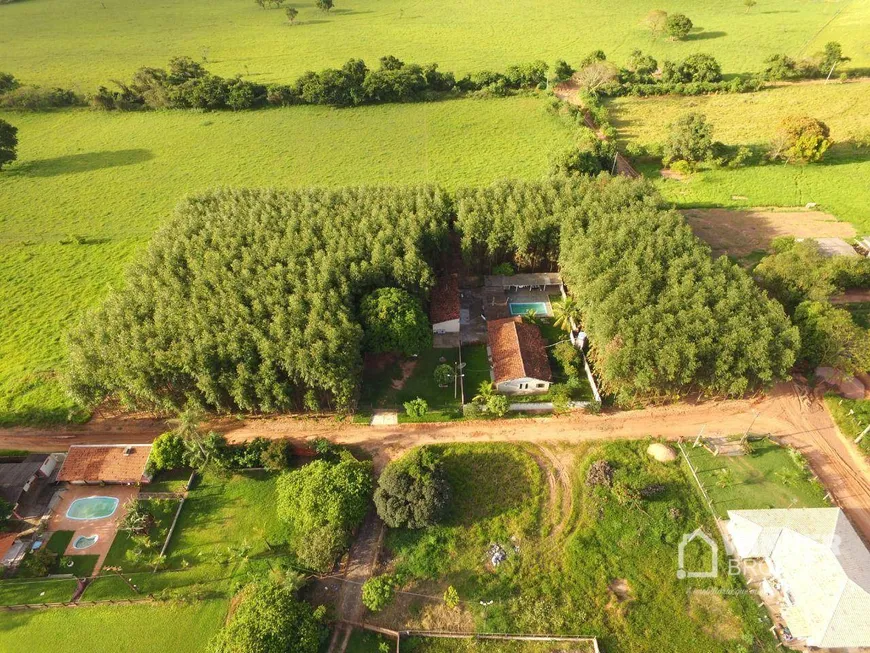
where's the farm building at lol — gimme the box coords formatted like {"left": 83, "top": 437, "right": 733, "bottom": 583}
{"left": 0, "top": 454, "right": 58, "bottom": 519}
{"left": 57, "top": 444, "right": 153, "bottom": 485}
{"left": 486, "top": 316, "right": 552, "bottom": 395}
{"left": 727, "top": 508, "right": 870, "bottom": 648}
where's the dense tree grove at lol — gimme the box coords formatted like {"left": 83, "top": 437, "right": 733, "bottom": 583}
{"left": 793, "top": 301, "right": 870, "bottom": 375}
{"left": 276, "top": 452, "right": 373, "bottom": 571}
{"left": 457, "top": 176, "right": 799, "bottom": 403}
{"left": 374, "top": 448, "right": 450, "bottom": 528}
{"left": 360, "top": 287, "right": 432, "bottom": 355}
{"left": 66, "top": 186, "right": 451, "bottom": 413}
{"left": 209, "top": 581, "right": 325, "bottom": 653}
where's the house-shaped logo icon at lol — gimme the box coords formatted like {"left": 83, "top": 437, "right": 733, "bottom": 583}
{"left": 677, "top": 528, "right": 718, "bottom": 579}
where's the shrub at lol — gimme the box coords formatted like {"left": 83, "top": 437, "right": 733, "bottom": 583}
{"left": 0, "top": 72, "right": 18, "bottom": 94}
{"left": 362, "top": 575, "right": 397, "bottom": 612}
{"left": 665, "top": 13, "right": 693, "bottom": 40}
{"left": 662, "top": 112, "right": 714, "bottom": 168}
{"left": 209, "top": 581, "right": 325, "bottom": 653}
{"left": 21, "top": 548, "right": 57, "bottom": 577}
{"left": 462, "top": 402, "right": 483, "bottom": 419}
{"left": 433, "top": 363, "right": 453, "bottom": 387}
{"left": 261, "top": 439, "right": 293, "bottom": 471}
{"left": 297, "top": 523, "right": 347, "bottom": 571}
{"left": 753, "top": 238, "right": 835, "bottom": 311}
{"left": 492, "top": 262, "right": 515, "bottom": 276}
{"left": 553, "top": 341, "right": 580, "bottom": 375}
{"left": 150, "top": 431, "right": 188, "bottom": 471}
{"left": 550, "top": 384, "right": 572, "bottom": 414}
{"left": 661, "top": 54, "right": 721, "bottom": 84}
{"left": 444, "top": 585, "right": 460, "bottom": 609}
{"left": 0, "top": 86, "right": 81, "bottom": 110}
{"left": 486, "top": 394, "right": 511, "bottom": 417}
{"left": 552, "top": 59, "right": 575, "bottom": 83}
{"left": 771, "top": 115, "right": 832, "bottom": 163}
{"left": 374, "top": 448, "right": 450, "bottom": 528}
{"left": 403, "top": 397, "right": 429, "bottom": 418}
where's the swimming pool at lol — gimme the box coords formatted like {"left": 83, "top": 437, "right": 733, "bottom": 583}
{"left": 72, "top": 535, "right": 99, "bottom": 550}
{"left": 66, "top": 496, "right": 119, "bottom": 520}
{"left": 509, "top": 301, "right": 549, "bottom": 316}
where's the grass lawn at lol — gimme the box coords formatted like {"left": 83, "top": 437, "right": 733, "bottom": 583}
{"left": 681, "top": 438, "right": 830, "bottom": 519}
{"left": 609, "top": 81, "right": 870, "bottom": 231}
{"left": 824, "top": 394, "right": 870, "bottom": 459}
{"left": 375, "top": 441, "right": 777, "bottom": 652}
{"left": 83, "top": 469, "right": 290, "bottom": 600}
{"left": 0, "top": 97, "right": 571, "bottom": 426}
{"left": 403, "top": 639, "right": 597, "bottom": 652}
{"left": 360, "top": 344, "right": 490, "bottom": 420}
{"left": 346, "top": 629, "right": 395, "bottom": 653}
{"left": 0, "top": 578, "right": 78, "bottom": 606}
{"left": 148, "top": 469, "right": 193, "bottom": 494}
{"left": 1, "top": 0, "right": 864, "bottom": 90}
{"left": 0, "top": 599, "right": 228, "bottom": 653}
{"left": 101, "top": 498, "right": 181, "bottom": 571}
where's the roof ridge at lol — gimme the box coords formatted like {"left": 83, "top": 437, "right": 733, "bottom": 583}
{"left": 510, "top": 318, "right": 527, "bottom": 379}
{"left": 816, "top": 578, "right": 851, "bottom": 647}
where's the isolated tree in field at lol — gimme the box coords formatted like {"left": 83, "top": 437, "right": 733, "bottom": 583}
{"left": 285, "top": 6, "right": 298, "bottom": 23}
{"left": 0, "top": 72, "right": 18, "bottom": 95}
{"left": 0, "top": 119, "right": 18, "bottom": 170}
{"left": 794, "top": 301, "right": 870, "bottom": 374}
{"left": 662, "top": 112, "right": 714, "bottom": 168}
{"left": 643, "top": 10, "right": 668, "bottom": 38}
{"left": 665, "top": 13, "right": 693, "bottom": 40}
{"left": 374, "top": 447, "right": 450, "bottom": 528}
{"left": 360, "top": 287, "right": 432, "bottom": 355}
{"left": 316, "top": 0, "right": 333, "bottom": 11}
{"left": 818, "top": 41, "right": 849, "bottom": 77}
{"left": 743, "top": 0, "right": 757, "bottom": 12}
{"left": 771, "top": 115, "right": 832, "bottom": 163}
{"left": 209, "top": 581, "right": 325, "bottom": 653}
{"left": 553, "top": 296, "right": 582, "bottom": 332}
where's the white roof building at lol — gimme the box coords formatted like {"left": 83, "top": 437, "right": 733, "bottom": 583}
{"left": 727, "top": 508, "right": 870, "bottom": 649}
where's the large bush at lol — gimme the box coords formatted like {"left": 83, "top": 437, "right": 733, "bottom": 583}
{"left": 771, "top": 116, "right": 832, "bottom": 163}
{"left": 662, "top": 112, "right": 714, "bottom": 168}
{"left": 360, "top": 288, "right": 432, "bottom": 355}
{"left": 374, "top": 448, "right": 450, "bottom": 528}
{"left": 794, "top": 301, "right": 870, "bottom": 374}
{"left": 149, "top": 431, "right": 187, "bottom": 471}
{"left": 66, "top": 186, "right": 450, "bottom": 413}
{"left": 276, "top": 452, "right": 373, "bottom": 570}
{"left": 457, "top": 176, "right": 799, "bottom": 404}
{"left": 209, "top": 581, "right": 325, "bottom": 653}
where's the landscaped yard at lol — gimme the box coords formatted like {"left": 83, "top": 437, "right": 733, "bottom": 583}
{"left": 608, "top": 81, "right": 870, "bottom": 232}
{"left": 360, "top": 344, "right": 490, "bottom": 421}
{"left": 0, "top": 578, "right": 78, "bottom": 606}
{"left": 2, "top": 0, "right": 863, "bottom": 90}
{"left": 0, "top": 599, "right": 228, "bottom": 653}
{"left": 370, "top": 441, "right": 777, "bottom": 652}
{"left": 681, "top": 438, "right": 830, "bottom": 519}
{"left": 0, "top": 97, "right": 571, "bottom": 426}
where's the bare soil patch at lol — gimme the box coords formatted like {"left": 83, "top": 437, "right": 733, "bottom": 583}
{"left": 830, "top": 289, "right": 870, "bottom": 304}
{"left": 682, "top": 208, "right": 855, "bottom": 259}
{"left": 659, "top": 168, "right": 687, "bottom": 181}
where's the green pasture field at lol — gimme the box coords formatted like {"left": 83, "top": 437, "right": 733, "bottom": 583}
{"left": 403, "top": 639, "right": 597, "bottom": 653}
{"left": 2, "top": 0, "right": 865, "bottom": 90}
{"left": 0, "top": 97, "right": 570, "bottom": 425}
{"left": 0, "top": 599, "right": 228, "bottom": 653}
{"left": 824, "top": 394, "right": 870, "bottom": 458}
{"left": 682, "top": 438, "right": 830, "bottom": 518}
{"left": 608, "top": 81, "right": 870, "bottom": 231}
{"left": 375, "top": 442, "right": 777, "bottom": 652}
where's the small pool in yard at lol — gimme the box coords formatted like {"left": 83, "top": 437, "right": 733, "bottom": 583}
{"left": 66, "top": 496, "right": 119, "bottom": 520}
{"left": 509, "top": 301, "right": 549, "bottom": 316}
{"left": 72, "top": 535, "right": 99, "bottom": 550}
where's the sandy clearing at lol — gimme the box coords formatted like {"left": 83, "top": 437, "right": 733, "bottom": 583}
{"left": 682, "top": 208, "right": 856, "bottom": 259}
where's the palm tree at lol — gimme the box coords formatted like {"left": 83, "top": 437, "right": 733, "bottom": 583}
{"left": 553, "top": 297, "right": 582, "bottom": 333}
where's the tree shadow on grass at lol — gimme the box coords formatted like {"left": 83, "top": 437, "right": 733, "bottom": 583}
{"left": 684, "top": 30, "right": 727, "bottom": 41}
{"left": 15, "top": 149, "right": 154, "bottom": 178}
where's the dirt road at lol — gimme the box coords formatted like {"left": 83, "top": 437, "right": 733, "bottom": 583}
{"left": 2, "top": 383, "right": 870, "bottom": 543}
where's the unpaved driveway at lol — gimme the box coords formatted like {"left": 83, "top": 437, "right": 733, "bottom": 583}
{"left": 683, "top": 208, "right": 856, "bottom": 259}
{"left": 3, "top": 383, "right": 870, "bottom": 544}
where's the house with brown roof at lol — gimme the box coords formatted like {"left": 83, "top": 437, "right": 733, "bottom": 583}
{"left": 486, "top": 316, "right": 552, "bottom": 395}
{"left": 57, "top": 444, "right": 153, "bottom": 485}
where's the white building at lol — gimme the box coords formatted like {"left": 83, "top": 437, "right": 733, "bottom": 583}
{"left": 727, "top": 508, "right": 870, "bottom": 649}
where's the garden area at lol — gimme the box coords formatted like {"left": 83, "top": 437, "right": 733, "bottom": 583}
{"left": 681, "top": 437, "right": 830, "bottom": 519}
{"left": 364, "top": 441, "right": 778, "bottom": 653}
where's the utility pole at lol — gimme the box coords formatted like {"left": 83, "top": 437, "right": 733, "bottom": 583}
{"left": 693, "top": 424, "right": 706, "bottom": 448}
{"left": 741, "top": 411, "right": 760, "bottom": 444}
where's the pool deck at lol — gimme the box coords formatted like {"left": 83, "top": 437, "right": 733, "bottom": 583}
{"left": 47, "top": 484, "right": 139, "bottom": 573}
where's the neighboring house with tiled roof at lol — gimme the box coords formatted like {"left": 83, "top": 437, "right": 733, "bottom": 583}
{"left": 727, "top": 508, "right": 870, "bottom": 648}
{"left": 57, "top": 444, "right": 153, "bottom": 485}
{"left": 0, "top": 454, "right": 56, "bottom": 516}
{"left": 486, "top": 316, "right": 552, "bottom": 395}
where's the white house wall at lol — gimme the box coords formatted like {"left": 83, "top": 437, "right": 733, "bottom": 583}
{"left": 496, "top": 377, "right": 550, "bottom": 395}
{"left": 433, "top": 318, "right": 460, "bottom": 334}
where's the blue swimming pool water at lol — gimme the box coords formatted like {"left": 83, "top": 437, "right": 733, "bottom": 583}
{"left": 509, "top": 302, "right": 549, "bottom": 316}
{"left": 66, "top": 496, "right": 119, "bottom": 520}
{"left": 73, "top": 535, "right": 99, "bottom": 549}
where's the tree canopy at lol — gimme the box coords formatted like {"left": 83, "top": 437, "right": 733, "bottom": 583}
{"left": 66, "top": 186, "right": 450, "bottom": 414}
{"left": 209, "top": 581, "right": 325, "bottom": 653}
{"left": 457, "top": 176, "right": 799, "bottom": 404}
{"left": 360, "top": 287, "right": 432, "bottom": 355}
{"left": 374, "top": 448, "right": 450, "bottom": 528}
{"left": 0, "top": 118, "right": 18, "bottom": 170}
{"left": 794, "top": 301, "right": 870, "bottom": 374}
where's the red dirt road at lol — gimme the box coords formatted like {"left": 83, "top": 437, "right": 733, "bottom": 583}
{"left": 2, "top": 383, "right": 870, "bottom": 543}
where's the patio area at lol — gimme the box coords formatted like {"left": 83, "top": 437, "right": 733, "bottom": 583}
{"left": 46, "top": 484, "right": 139, "bottom": 571}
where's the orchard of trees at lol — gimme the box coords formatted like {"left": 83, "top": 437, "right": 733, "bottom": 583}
{"left": 66, "top": 186, "right": 451, "bottom": 414}
{"left": 456, "top": 176, "right": 799, "bottom": 404}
